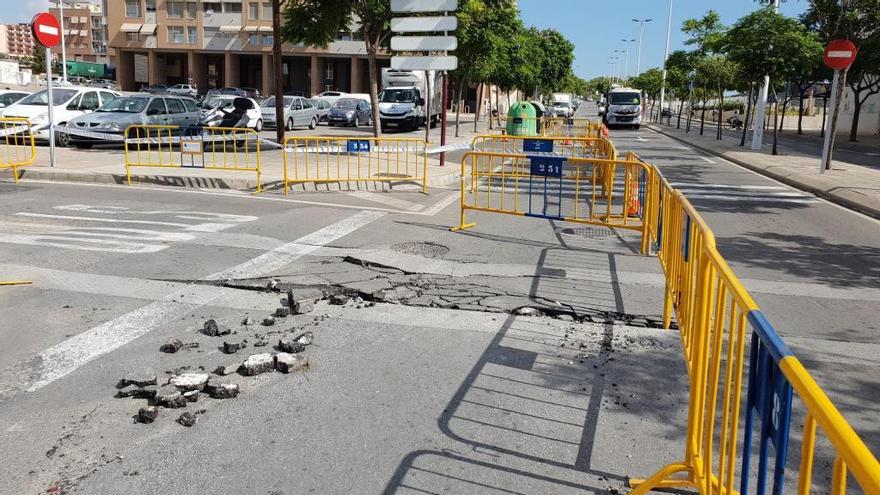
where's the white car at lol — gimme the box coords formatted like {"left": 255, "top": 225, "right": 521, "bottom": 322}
{"left": 0, "top": 90, "right": 30, "bottom": 111}
{"left": 311, "top": 91, "right": 348, "bottom": 106}
{"left": 200, "top": 95, "right": 263, "bottom": 131}
{"left": 167, "top": 84, "right": 198, "bottom": 97}
{"left": 1, "top": 86, "right": 120, "bottom": 146}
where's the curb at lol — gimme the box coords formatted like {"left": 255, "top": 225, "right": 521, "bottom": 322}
{"left": 646, "top": 124, "right": 880, "bottom": 220}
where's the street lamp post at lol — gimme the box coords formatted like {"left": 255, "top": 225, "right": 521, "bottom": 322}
{"left": 57, "top": 0, "right": 67, "bottom": 82}
{"left": 632, "top": 18, "right": 653, "bottom": 75}
{"left": 621, "top": 38, "right": 635, "bottom": 80}
{"left": 658, "top": 0, "right": 673, "bottom": 124}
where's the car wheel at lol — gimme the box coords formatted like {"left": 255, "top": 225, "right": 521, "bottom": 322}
{"left": 353, "top": 116, "right": 360, "bottom": 127}
{"left": 254, "top": 119, "right": 263, "bottom": 132}
{"left": 309, "top": 117, "right": 317, "bottom": 130}
{"left": 285, "top": 118, "right": 293, "bottom": 131}
{"left": 634, "top": 125, "right": 640, "bottom": 130}
{"left": 74, "top": 143, "right": 93, "bottom": 149}
{"left": 56, "top": 128, "right": 71, "bottom": 147}
{"left": 429, "top": 116, "right": 438, "bottom": 129}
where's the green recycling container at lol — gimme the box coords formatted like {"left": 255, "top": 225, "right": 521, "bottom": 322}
{"left": 506, "top": 102, "right": 538, "bottom": 136}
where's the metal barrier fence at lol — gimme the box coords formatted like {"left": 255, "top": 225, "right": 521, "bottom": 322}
{"left": 472, "top": 135, "right": 615, "bottom": 159}
{"left": 452, "top": 150, "right": 655, "bottom": 252}
{"left": 281, "top": 136, "right": 427, "bottom": 193}
{"left": 0, "top": 117, "right": 37, "bottom": 183}
{"left": 629, "top": 154, "right": 880, "bottom": 494}
{"left": 124, "top": 125, "right": 262, "bottom": 192}
{"left": 492, "top": 117, "right": 604, "bottom": 139}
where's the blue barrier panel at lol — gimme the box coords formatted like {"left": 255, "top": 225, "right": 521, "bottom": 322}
{"left": 523, "top": 138, "right": 554, "bottom": 153}
{"left": 347, "top": 140, "right": 371, "bottom": 153}
{"left": 741, "top": 310, "right": 795, "bottom": 495}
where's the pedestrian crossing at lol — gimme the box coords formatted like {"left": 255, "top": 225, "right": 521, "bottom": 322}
{"left": 670, "top": 182, "right": 820, "bottom": 205}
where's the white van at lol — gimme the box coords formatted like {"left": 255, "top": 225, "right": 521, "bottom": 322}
{"left": 603, "top": 87, "right": 642, "bottom": 129}
{"left": 1, "top": 86, "right": 120, "bottom": 145}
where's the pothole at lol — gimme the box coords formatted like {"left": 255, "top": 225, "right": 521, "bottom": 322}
{"left": 558, "top": 227, "right": 616, "bottom": 239}
{"left": 391, "top": 241, "right": 450, "bottom": 258}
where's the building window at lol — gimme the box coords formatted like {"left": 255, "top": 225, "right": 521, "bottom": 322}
{"left": 145, "top": 0, "right": 155, "bottom": 12}
{"left": 248, "top": 34, "right": 259, "bottom": 46}
{"left": 204, "top": 2, "right": 221, "bottom": 13}
{"left": 186, "top": 2, "right": 197, "bottom": 18}
{"left": 248, "top": 3, "right": 259, "bottom": 20}
{"left": 204, "top": 27, "right": 219, "bottom": 38}
{"left": 262, "top": 2, "right": 272, "bottom": 20}
{"left": 125, "top": 0, "right": 142, "bottom": 18}
{"left": 263, "top": 35, "right": 273, "bottom": 46}
{"left": 223, "top": 2, "right": 242, "bottom": 13}
{"left": 126, "top": 32, "right": 142, "bottom": 42}
{"left": 167, "top": 1, "right": 183, "bottom": 18}
{"left": 187, "top": 26, "right": 197, "bottom": 44}
{"left": 168, "top": 26, "right": 184, "bottom": 44}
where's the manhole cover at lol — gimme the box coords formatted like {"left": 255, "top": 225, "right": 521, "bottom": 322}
{"left": 391, "top": 241, "right": 450, "bottom": 258}
{"left": 558, "top": 227, "right": 616, "bottom": 239}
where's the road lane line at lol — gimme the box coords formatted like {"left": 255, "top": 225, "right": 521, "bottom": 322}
{"left": 346, "top": 191, "right": 426, "bottom": 212}
{"left": 683, "top": 194, "right": 819, "bottom": 204}
{"left": 15, "top": 212, "right": 194, "bottom": 229}
{"left": 0, "top": 211, "right": 384, "bottom": 395}
{"left": 700, "top": 156, "right": 715, "bottom": 163}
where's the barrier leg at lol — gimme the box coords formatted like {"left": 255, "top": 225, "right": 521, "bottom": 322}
{"left": 628, "top": 462, "right": 696, "bottom": 493}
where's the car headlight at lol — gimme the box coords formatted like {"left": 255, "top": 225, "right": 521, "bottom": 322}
{"left": 101, "top": 122, "right": 120, "bottom": 130}
{"left": 346, "top": 111, "right": 354, "bottom": 118}
{"left": 31, "top": 113, "right": 48, "bottom": 125}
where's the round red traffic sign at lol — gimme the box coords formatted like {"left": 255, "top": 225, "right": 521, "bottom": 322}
{"left": 823, "top": 39, "right": 858, "bottom": 70}
{"left": 31, "top": 12, "right": 61, "bottom": 48}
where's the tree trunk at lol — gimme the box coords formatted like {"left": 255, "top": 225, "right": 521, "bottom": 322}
{"left": 740, "top": 83, "right": 754, "bottom": 147}
{"left": 453, "top": 78, "right": 465, "bottom": 138}
{"left": 677, "top": 99, "right": 684, "bottom": 129}
{"left": 779, "top": 83, "right": 790, "bottom": 134}
{"left": 495, "top": 88, "right": 501, "bottom": 127}
{"left": 473, "top": 83, "right": 483, "bottom": 133}
{"left": 849, "top": 88, "right": 863, "bottom": 142}
{"left": 366, "top": 43, "right": 381, "bottom": 138}
{"left": 797, "top": 88, "right": 805, "bottom": 135}
{"left": 716, "top": 88, "right": 723, "bottom": 140}
{"left": 772, "top": 82, "right": 780, "bottom": 156}
{"left": 699, "top": 100, "right": 707, "bottom": 135}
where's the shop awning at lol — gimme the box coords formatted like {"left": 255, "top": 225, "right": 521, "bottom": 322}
{"left": 243, "top": 25, "right": 260, "bottom": 32}
{"left": 219, "top": 26, "right": 242, "bottom": 33}
{"left": 139, "top": 24, "right": 157, "bottom": 34}
{"left": 257, "top": 26, "right": 272, "bottom": 33}
{"left": 120, "top": 23, "right": 142, "bottom": 33}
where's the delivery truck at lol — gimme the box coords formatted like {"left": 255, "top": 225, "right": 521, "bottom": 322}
{"left": 379, "top": 69, "right": 443, "bottom": 132}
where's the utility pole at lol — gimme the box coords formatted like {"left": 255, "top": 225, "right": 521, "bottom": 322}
{"left": 751, "top": 0, "right": 780, "bottom": 150}
{"left": 658, "top": 0, "right": 673, "bottom": 124}
{"left": 633, "top": 18, "right": 653, "bottom": 75}
{"left": 57, "top": 0, "right": 67, "bottom": 82}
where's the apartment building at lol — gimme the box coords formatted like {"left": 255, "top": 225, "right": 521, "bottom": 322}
{"left": 0, "top": 24, "right": 35, "bottom": 59}
{"left": 49, "top": 2, "right": 113, "bottom": 65}
{"left": 108, "top": 0, "right": 390, "bottom": 95}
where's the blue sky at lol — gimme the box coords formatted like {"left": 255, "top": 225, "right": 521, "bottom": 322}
{"left": 518, "top": 0, "right": 809, "bottom": 79}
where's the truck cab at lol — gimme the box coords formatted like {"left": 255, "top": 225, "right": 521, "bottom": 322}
{"left": 379, "top": 69, "right": 442, "bottom": 132}
{"left": 603, "top": 87, "right": 642, "bottom": 129}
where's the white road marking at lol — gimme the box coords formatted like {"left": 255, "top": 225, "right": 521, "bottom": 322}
{"left": 700, "top": 156, "right": 715, "bottom": 163}
{"left": 0, "top": 233, "right": 171, "bottom": 253}
{"left": 670, "top": 183, "right": 788, "bottom": 190}
{"left": 15, "top": 212, "right": 195, "bottom": 229}
{"left": 2, "top": 211, "right": 384, "bottom": 394}
{"left": 346, "top": 191, "right": 426, "bottom": 212}
{"left": 422, "top": 191, "right": 463, "bottom": 217}
{"left": 683, "top": 194, "right": 819, "bottom": 204}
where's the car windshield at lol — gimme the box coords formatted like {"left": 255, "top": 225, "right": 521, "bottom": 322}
{"left": 202, "top": 97, "right": 234, "bottom": 109}
{"left": 380, "top": 89, "right": 416, "bottom": 103}
{"left": 334, "top": 98, "right": 360, "bottom": 109}
{"left": 98, "top": 97, "right": 149, "bottom": 113}
{"left": 261, "top": 97, "right": 294, "bottom": 108}
{"left": 610, "top": 93, "right": 640, "bottom": 105}
{"left": 18, "top": 89, "right": 78, "bottom": 106}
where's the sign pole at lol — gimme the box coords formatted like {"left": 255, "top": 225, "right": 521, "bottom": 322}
{"left": 440, "top": 72, "right": 448, "bottom": 167}
{"left": 819, "top": 69, "right": 841, "bottom": 174}
{"left": 46, "top": 47, "right": 56, "bottom": 168}
{"left": 818, "top": 39, "right": 858, "bottom": 174}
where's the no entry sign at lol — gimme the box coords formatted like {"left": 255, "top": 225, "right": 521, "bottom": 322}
{"left": 823, "top": 39, "right": 857, "bottom": 70}
{"left": 31, "top": 12, "right": 61, "bottom": 48}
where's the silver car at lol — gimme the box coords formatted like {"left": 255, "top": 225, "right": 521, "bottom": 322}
{"left": 260, "top": 96, "right": 318, "bottom": 130}
{"left": 167, "top": 84, "right": 198, "bottom": 97}
{"left": 67, "top": 94, "right": 201, "bottom": 148}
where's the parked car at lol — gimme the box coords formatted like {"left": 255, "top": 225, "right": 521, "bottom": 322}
{"left": 551, "top": 101, "right": 574, "bottom": 118}
{"left": 142, "top": 84, "right": 169, "bottom": 94}
{"left": 311, "top": 90, "right": 348, "bottom": 106}
{"left": 201, "top": 95, "right": 262, "bottom": 131}
{"left": 66, "top": 94, "right": 201, "bottom": 148}
{"left": 167, "top": 84, "right": 198, "bottom": 97}
{"left": 91, "top": 79, "right": 118, "bottom": 90}
{"left": 327, "top": 97, "right": 372, "bottom": 127}
{"left": 0, "top": 90, "right": 31, "bottom": 110}
{"left": 310, "top": 98, "right": 331, "bottom": 123}
{"left": 1, "top": 86, "right": 120, "bottom": 146}
{"left": 240, "top": 87, "right": 262, "bottom": 99}
{"left": 260, "top": 96, "right": 318, "bottom": 130}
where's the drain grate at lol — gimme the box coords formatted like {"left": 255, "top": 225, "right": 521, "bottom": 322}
{"left": 391, "top": 241, "right": 450, "bottom": 258}
{"left": 558, "top": 227, "right": 616, "bottom": 239}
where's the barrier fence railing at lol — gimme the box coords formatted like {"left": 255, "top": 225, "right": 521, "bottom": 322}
{"left": 124, "top": 125, "right": 262, "bottom": 192}
{"left": 0, "top": 117, "right": 37, "bottom": 183}
{"left": 627, "top": 154, "right": 880, "bottom": 494}
{"left": 281, "top": 136, "right": 427, "bottom": 193}
{"left": 492, "top": 117, "right": 605, "bottom": 138}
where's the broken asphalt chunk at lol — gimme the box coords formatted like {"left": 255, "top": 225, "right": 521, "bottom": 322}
{"left": 329, "top": 294, "right": 349, "bottom": 305}
{"left": 159, "top": 339, "right": 183, "bottom": 353}
{"left": 213, "top": 361, "right": 241, "bottom": 376}
{"left": 120, "top": 370, "right": 157, "bottom": 388}
{"left": 177, "top": 412, "right": 197, "bottom": 427}
{"left": 223, "top": 340, "right": 246, "bottom": 354}
{"left": 116, "top": 385, "right": 158, "bottom": 399}
{"left": 278, "top": 338, "right": 305, "bottom": 354}
{"left": 292, "top": 300, "right": 314, "bottom": 315}
{"left": 241, "top": 353, "right": 275, "bottom": 376}
{"left": 154, "top": 385, "right": 187, "bottom": 408}
{"left": 169, "top": 373, "right": 209, "bottom": 392}
{"left": 275, "top": 353, "right": 309, "bottom": 374}
{"left": 293, "top": 331, "right": 313, "bottom": 346}
{"left": 183, "top": 390, "right": 200, "bottom": 403}
{"left": 207, "top": 381, "right": 239, "bottom": 399}
{"left": 275, "top": 307, "right": 290, "bottom": 318}
{"left": 262, "top": 316, "right": 276, "bottom": 327}
{"left": 137, "top": 406, "right": 158, "bottom": 424}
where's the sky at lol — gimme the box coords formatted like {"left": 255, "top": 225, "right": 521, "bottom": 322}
{"left": 8, "top": 0, "right": 810, "bottom": 80}
{"left": 518, "top": 0, "right": 809, "bottom": 80}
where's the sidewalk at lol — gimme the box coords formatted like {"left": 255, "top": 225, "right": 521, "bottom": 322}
{"left": 4, "top": 114, "right": 500, "bottom": 193}
{"left": 646, "top": 121, "right": 880, "bottom": 219}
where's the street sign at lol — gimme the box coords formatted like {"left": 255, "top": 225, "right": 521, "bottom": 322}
{"left": 530, "top": 156, "right": 564, "bottom": 178}
{"left": 391, "top": 56, "right": 458, "bottom": 71}
{"left": 391, "top": 35, "right": 457, "bottom": 52}
{"left": 391, "top": 0, "right": 457, "bottom": 11}
{"left": 523, "top": 139, "right": 554, "bottom": 153}
{"left": 391, "top": 16, "right": 458, "bottom": 33}
{"left": 823, "top": 39, "right": 857, "bottom": 70}
{"left": 30, "top": 12, "right": 61, "bottom": 48}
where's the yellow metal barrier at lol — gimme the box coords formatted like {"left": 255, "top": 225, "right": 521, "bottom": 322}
{"left": 124, "top": 125, "right": 262, "bottom": 192}
{"left": 491, "top": 117, "right": 601, "bottom": 139}
{"left": 0, "top": 117, "right": 37, "bottom": 183}
{"left": 629, "top": 157, "right": 880, "bottom": 494}
{"left": 472, "top": 135, "right": 614, "bottom": 159}
{"left": 452, "top": 151, "right": 655, "bottom": 251}
{"left": 281, "top": 136, "right": 427, "bottom": 193}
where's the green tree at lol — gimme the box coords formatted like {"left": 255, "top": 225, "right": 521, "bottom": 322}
{"left": 721, "top": 6, "right": 822, "bottom": 153}
{"left": 630, "top": 68, "right": 664, "bottom": 119}
{"left": 664, "top": 50, "right": 697, "bottom": 128}
{"left": 24, "top": 45, "right": 47, "bottom": 74}
{"left": 682, "top": 10, "right": 725, "bottom": 55}
{"left": 844, "top": 33, "right": 880, "bottom": 141}
{"left": 282, "top": 0, "right": 391, "bottom": 137}
{"left": 697, "top": 55, "right": 740, "bottom": 139}
{"left": 534, "top": 29, "right": 575, "bottom": 94}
